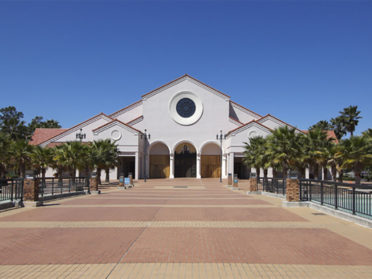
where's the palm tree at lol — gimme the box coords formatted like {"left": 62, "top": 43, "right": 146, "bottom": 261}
{"left": 50, "top": 145, "right": 69, "bottom": 182}
{"left": 362, "top": 129, "right": 372, "bottom": 138}
{"left": 309, "top": 120, "right": 332, "bottom": 131}
{"left": 76, "top": 143, "right": 95, "bottom": 178}
{"left": 330, "top": 117, "right": 347, "bottom": 141}
{"left": 243, "top": 136, "right": 267, "bottom": 178}
{"left": 0, "top": 133, "right": 11, "bottom": 178}
{"left": 9, "top": 139, "right": 33, "bottom": 178}
{"left": 340, "top": 105, "right": 362, "bottom": 137}
{"left": 305, "top": 128, "right": 332, "bottom": 179}
{"left": 336, "top": 136, "right": 372, "bottom": 184}
{"left": 309, "top": 129, "right": 334, "bottom": 180}
{"left": 91, "top": 139, "right": 118, "bottom": 185}
{"left": 30, "top": 146, "right": 53, "bottom": 180}
{"left": 63, "top": 141, "right": 87, "bottom": 179}
{"left": 327, "top": 143, "right": 343, "bottom": 181}
{"left": 267, "top": 126, "right": 302, "bottom": 179}
{"left": 291, "top": 133, "right": 308, "bottom": 179}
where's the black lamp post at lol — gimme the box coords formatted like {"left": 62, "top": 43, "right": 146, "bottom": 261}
{"left": 216, "top": 130, "right": 226, "bottom": 183}
{"left": 141, "top": 129, "right": 151, "bottom": 182}
{"left": 76, "top": 128, "right": 85, "bottom": 142}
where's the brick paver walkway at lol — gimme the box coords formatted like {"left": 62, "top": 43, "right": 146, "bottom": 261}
{"left": 1, "top": 179, "right": 372, "bottom": 278}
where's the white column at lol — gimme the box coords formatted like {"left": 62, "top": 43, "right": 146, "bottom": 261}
{"left": 222, "top": 154, "right": 227, "bottom": 178}
{"left": 135, "top": 152, "right": 139, "bottom": 180}
{"left": 110, "top": 167, "right": 118, "bottom": 181}
{"left": 229, "top": 152, "right": 234, "bottom": 176}
{"left": 196, "top": 153, "right": 201, "bottom": 179}
{"left": 305, "top": 168, "right": 310, "bottom": 179}
{"left": 321, "top": 167, "right": 325, "bottom": 180}
{"left": 268, "top": 167, "right": 273, "bottom": 178}
{"left": 169, "top": 154, "right": 174, "bottom": 179}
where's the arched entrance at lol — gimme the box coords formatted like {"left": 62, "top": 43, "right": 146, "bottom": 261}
{"left": 174, "top": 142, "right": 196, "bottom": 177}
{"left": 201, "top": 142, "right": 221, "bottom": 178}
{"left": 149, "top": 142, "right": 170, "bottom": 178}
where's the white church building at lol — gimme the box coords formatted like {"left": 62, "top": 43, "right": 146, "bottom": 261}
{"left": 32, "top": 74, "right": 303, "bottom": 180}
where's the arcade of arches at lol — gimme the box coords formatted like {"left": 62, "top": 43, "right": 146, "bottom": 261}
{"left": 149, "top": 142, "right": 222, "bottom": 179}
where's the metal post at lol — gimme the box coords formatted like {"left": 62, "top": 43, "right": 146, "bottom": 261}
{"left": 352, "top": 186, "right": 356, "bottom": 215}
{"left": 144, "top": 141, "right": 147, "bottom": 182}
{"left": 20, "top": 179, "right": 24, "bottom": 202}
{"left": 309, "top": 180, "right": 312, "bottom": 201}
{"left": 220, "top": 130, "right": 223, "bottom": 183}
{"left": 87, "top": 177, "right": 90, "bottom": 194}
{"left": 320, "top": 181, "right": 324, "bottom": 205}
{"left": 142, "top": 129, "right": 150, "bottom": 183}
{"left": 10, "top": 180, "right": 14, "bottom": 202}
{"left": 41, "top": 178, "right": 44, "bottom": 202}
{"left": 216, "top": 130, "right": 224, "bottom": 183}
{"left": 52, "top": 178, "right": 54, "bottom": 196}
{"left": 334, "top": 183, "right": 338, "bottom": 210}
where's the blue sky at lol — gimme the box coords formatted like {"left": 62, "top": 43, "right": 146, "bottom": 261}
{"left": 0, "top": 1, "right": 371, "bottom": 134}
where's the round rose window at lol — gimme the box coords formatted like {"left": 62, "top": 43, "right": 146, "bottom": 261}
{"left": 176, "top": 98, "right": 196, "bottom": 118}
{"left": 169, "top": 92, "right": 203, "bottom": 126}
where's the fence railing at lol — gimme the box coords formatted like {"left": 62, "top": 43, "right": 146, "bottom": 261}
{"left": 258, "top": 177, "right": 286, "bottom": 195}
{"left": 39, "top": 177, "right": 90, "bottom": 201}
{"left": 300, "top": 179, "right": 372, "bottom": 218}
{"left": 0, "top": 178, "right": 24, "bottom": 202}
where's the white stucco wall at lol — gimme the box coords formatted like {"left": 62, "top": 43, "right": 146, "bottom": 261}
{"left": 258, "top": 118, "right": 284, "bottom": 130}
{"left": 114, "top": 102, "right": 143, "bottom": 124}
{"left": 230, "top": 104, "right": 259, "bottom": 124}
{"left": 93, "top": 122, "right": 140, "bottom": 153}
{"left": 141, "top": 78, "right": 236, "bottom": 154}
{"left": 41, "top": 75, "right": 302, "bottom": 180}
{"left": 44, "top": 115, "right": 112, "bottom": 146}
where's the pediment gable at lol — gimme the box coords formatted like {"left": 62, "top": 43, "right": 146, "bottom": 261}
{"left": 257, "top": 114, "right": 304, "bottom": 133}
{"left": 40, "top": 113, "right": 112, "bottom": 146}
{"left": 227, "top": 120, "right": 272, "bottom": 137}
{"left": 93, "top": 119, "right": 141, "bottom": 135}
{"left": 141, "top": 74, "right": 231, "bottom": 101}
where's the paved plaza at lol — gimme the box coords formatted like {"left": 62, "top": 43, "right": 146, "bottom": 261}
{"left": 1, "top": 179, "right": 372, "bottom": 278}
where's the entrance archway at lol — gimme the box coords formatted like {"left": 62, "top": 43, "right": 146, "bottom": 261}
{"left": 174, "top": 142, "right": 196, "bottom": 177}
{"left": 201, "top": 142, "right": 221, "bottom": 178}
{"left": 149, "top": 142, "right": 170, "bottom": 178}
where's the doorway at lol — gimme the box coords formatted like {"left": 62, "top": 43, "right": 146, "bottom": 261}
{"left": 174, "top": 143, "right": 196, "bottom": 177}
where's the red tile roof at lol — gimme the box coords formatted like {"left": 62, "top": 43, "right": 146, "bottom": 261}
{"left": 36, "top": 112, "right": 112, "bottom": 145}
{"left": 302, "top": 130, "right": 339, "bottom": 143}
{"left": 29, "top": 128, "right": 68, "bottom": 145}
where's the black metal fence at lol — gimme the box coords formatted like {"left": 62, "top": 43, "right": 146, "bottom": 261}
{"left": 258, "top": 177, "right": 286, "bottom": 195}
{"left": 39, "top": 177, "right": 90, "bottom": 201}
{"left": 0, "top": 178, "right": 24, "bottom": 202}
{"left": 300, "top": 179, "right": 372, "bottom": 218}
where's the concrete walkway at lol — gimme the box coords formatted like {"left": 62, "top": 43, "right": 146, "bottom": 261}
{"left": 0, "top": 179, "right": 372, "bottom": 278}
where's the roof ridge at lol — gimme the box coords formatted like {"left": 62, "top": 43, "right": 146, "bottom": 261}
{"left": 109, "top": 100, "right": 142, "bottom": 117}
{"left": 141, "top": 74, "right": 231, "bottom": 99}
{"left": 93, "top": 118, "right": 142, "bottom": 134}
{"left": 258, "top": 114, "right": 304, "bottom": 133}
{"left": 38, "top": 113, "right": 112, "bottom": 145}
{"left": 230, "top": 100, "right": 262, "bottom": 117}
{"left": 226, "top": 120, "right": 272, "bottom": 136}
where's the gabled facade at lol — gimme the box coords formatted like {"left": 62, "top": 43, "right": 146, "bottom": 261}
{"left": 32, "top": 74, "right": 303, "bottom": 180}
